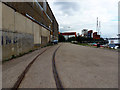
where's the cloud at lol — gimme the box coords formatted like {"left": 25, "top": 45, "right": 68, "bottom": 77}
{"left": 53, "top": 2, "right": 79, "bottom": 15}
{"left": 48, "top": 0, "right": 119, "bottom": 38}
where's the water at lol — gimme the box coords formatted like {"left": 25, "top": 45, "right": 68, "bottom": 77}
{"left": 108, "top": 40, "right": 119, "bottom": 44}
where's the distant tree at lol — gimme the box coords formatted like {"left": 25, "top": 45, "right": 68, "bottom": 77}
{"left": 76, "top": 36, "right": 108, "bottom": 44}
{"left": 58, "top": 34, "right": 65, "bottom": 42}
{"left": 58, "top": 34, "right": 108, "bottom": 44}
{"left": 67, "top": 37, "right": 76, "bottom": 42}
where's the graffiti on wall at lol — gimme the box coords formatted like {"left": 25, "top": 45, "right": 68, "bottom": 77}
{"left": 1, "top": 36, "right": 18, "bottom": 45}
{"left": 1, "top": 32, "right": 18, "bottom": 46}
{"left": 1, "top": 31, "right": 34, "bottom": 47}
{"left": 1, "top": 31, "right": 34, "bottom": 60}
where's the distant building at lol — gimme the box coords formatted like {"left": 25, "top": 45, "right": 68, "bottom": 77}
{"left": 82, "top": 29, "right": 88, "bottom": 37}
{"left": 81, "top": 29, "right": 100, "bottom": 39}
{"left": 93, "top": 32, "right": 100, "bottom": 39}
{"left": 87, "top": 30, "right": 93, "bottom": 38}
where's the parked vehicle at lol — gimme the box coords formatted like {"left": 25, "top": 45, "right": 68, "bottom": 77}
{"left": 93, "top": 43, "right": 97, "bottom": 46}
{"left": 108, "top": 44, "right": 116, "bottom": 48}
{"left": 52, "top": 40, "right": 58, "bottom": 44}
{"left": 115, "top": 46, "right": 119, "bottom": 49}
{"left": 71, "top": 41, "right": 78, "bottom": 44}
{"left": 101, "top": 44, "right": 108, "bottom": 48}
{"left": 92, "top": 43, "right": 97, "bottom": 45}
{"left": 100, "top": 45, "right": 104, "bottom": 47}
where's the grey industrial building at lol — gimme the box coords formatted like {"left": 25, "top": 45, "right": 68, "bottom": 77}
{"left": 0, "top": 1, "right": 59, "bottom": 60}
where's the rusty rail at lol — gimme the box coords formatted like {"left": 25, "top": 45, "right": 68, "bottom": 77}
{"left": 12, "top": 47, "right": 49, "bottom": 89}
{"left": 52, "top": 45, "right": 64, "bottom": 90}
{"left": 12, "top": 45, "right": 63, "bottom": 89}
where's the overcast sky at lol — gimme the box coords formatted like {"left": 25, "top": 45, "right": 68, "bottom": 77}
{"left": 48, "top": 0, "right": 119, "bottom": 38}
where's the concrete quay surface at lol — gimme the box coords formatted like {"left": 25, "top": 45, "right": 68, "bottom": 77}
{"left": 19, "top": 45, "right": 58, "bottom": 88}
{"left": 2, "top": 46, "right": 51, "bottom": 88}
{"left": 2, "top": 43, "right": 118, "bottom": 88}
{"left": 56, "top": 43, "right": 118, "bottom": 88}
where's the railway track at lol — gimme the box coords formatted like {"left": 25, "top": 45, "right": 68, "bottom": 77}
{"left": 12, "top": 47, "right": 49, "bottom": 89}
{"left": 11, "top": 44, "right": 63, "bottom": 89}
{"left": 52, "top": 45, "right": 64, "bottom": 90}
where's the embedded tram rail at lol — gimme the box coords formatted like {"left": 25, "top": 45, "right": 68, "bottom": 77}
{"left": 11, "top": 44, "right": 63, "bottom": 89}
{"left": 2, "top": 43, "right": 118, "bottom": 89}
{"left": 52, "top": 45, "right": 64, "bottom": 89}
{"left": 12, "top": 48, "right": 49, "bottom": 89}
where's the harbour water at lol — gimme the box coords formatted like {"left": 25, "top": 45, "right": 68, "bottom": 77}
{"left": 108, "top": 40, "right": 119, "bottom": 44}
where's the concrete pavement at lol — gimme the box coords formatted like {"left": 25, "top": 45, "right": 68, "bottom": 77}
{"left": 19, "top": 45, "right": 59, "bottom": 88}
{"left": 2, "top": 43, "right": 118, "bottom": 88}
{"left": 55, "top": 43, "right": 118, "bottom": 88}
{"left": 2, "top": 46, "right": 50, "bottom": 88}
